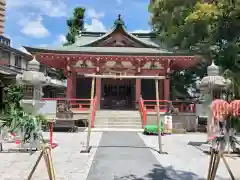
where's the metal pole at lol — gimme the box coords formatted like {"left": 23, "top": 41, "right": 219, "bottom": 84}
{"left": 85, "top": 77, "right": 95, "bottom": 152}
{"left": 155, "top": 79, "right": 162, "bottom": 153}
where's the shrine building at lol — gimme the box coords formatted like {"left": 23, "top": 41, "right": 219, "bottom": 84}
{"left": 24, "top": 15, "right": 201, "bottom": 110}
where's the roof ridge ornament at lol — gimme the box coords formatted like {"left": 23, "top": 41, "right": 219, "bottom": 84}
{"left": 114, "top": 14, "right": 126, "bottom": 29}
{"left": 207, "top": 60, "right": 219, "bottom": 76}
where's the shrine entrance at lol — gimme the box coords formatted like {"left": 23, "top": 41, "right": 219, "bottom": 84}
{"left": 101, "top": 79, "right": 135, "bottom": 110}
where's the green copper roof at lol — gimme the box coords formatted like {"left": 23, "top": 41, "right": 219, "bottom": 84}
{"left": 25, "top": 46, "right": 173, "bottom": 55}
{"left": 72, "top": 14, "right": 161, "bottom": 48}
{"left": 74, "top": 32, "right": 161, "bottom": 48}
{"left": 56, "top": 46, "right": 171, "bottom": 54}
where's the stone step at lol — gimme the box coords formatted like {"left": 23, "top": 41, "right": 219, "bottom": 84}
{"left": 95, "top": 116, "right": 141, "bottom": 120}
{"left": 95, "top": 119, "right": 141, "bottom": 123}
{"left": 94, "top": 124, "right": 143, "bottom": 129}
{"left": 96, "top": 112, "right": 140, "bottom": 116}
{"left": 94, "top": 110, "right": 142, "bottom": 129}
{"left": 96, "top": 113, "right": 140, "bottom": 117}
{"left": 94, "top": 121, "right": 142, "bottom": 125}
{"left": 96, "top": 110, "right": 138, "bottom": 113}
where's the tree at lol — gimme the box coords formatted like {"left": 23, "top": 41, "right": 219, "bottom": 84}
{"left": 64, "top": 7, "right": 85, "bottom": 46}
{"left": 149, "top": 0, "right": 240, "bottom": 99}
{"left": 56, "top": 7, "right": 86, "bottom": 80}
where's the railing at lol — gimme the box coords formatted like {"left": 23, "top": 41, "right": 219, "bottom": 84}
{"left": 139, "top": 97, "right": 147, "bottom": 128}
{"left": 41, "top": 97, "right": 98, "bottom": 128}
{"left": 142, "top": 100, "right": 196, "bottom": 113}
{"left": 41, "top": 98, "right": 92, "bottom": 111}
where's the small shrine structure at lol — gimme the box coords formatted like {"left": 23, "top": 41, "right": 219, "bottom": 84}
{"left": 24, "top": 15, "right": 202, "bottom": 110}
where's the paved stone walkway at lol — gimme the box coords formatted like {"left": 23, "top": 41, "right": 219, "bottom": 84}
{"left": 0, "top": 132, "right": 102, "bottom": 180}
{"left": 87, "top": 132, "right": 170, "bottom": 180}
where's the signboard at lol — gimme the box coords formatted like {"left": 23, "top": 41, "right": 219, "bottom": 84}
{"left": 164, "top": 115, "right": 172, "bottom": 134}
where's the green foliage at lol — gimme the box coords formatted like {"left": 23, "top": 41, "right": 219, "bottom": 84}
{"left": 4, "top": 84, "right": 24, "bottom": 108}
{"left": 55, "top": 69, "right": 66, "bottom": 80}
{"left": 0, "top": 84, "right": 47, "bottom": 142}
{"left": 149, "top": 0, "right": 240, "bottom": 99}
{"left": 64, "top": 7, "right": 85, "bottom": 46}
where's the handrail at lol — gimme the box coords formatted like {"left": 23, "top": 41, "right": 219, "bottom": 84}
{"left": 41, "top": 98, "right": 91, "bottom": 101}
{"left": 142, "top": 99, "right": 196, "bottom": 113}
{"left": 139, "top": 97, "right": 147, "bottom": 128}
{"left": 41, "top": 97, "right": 98, "bottom": 127}
{"left": 41, "top": 98, "right": 92, "bottom": 111}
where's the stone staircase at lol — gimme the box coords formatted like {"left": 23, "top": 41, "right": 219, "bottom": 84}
{"left": 94, "top": 110, "right": 143, "bottom": 129}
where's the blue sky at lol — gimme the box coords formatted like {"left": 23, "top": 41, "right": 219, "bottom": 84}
{"left": 5, "top": 0, "right": 151, "bottom": 53}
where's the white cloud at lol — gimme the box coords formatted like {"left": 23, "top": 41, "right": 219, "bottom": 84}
{"left": 86, "top": 8, "right": 105, "bottom": 19}
{"left": 19, "top": 16, "right": 50, "bottom": 38}
{"left": 7, "top": 0, "right": 67, "bottom": 17}
{"left": 55, "top": 34, "right": 67, "bottom": 45}
{"left": 85, "top": 19, "right": 106, "bottom": 32}
{"left": 85, "top": 8, "right": 106, "bottom": 32}
{"left": 132, "top": 29, "right": 151, "bottom": 33}
{"left": 28, "top": 34, "right": 66, "bottom": 48}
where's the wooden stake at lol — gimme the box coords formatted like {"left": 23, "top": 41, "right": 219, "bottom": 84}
{"left": 27, "top": 150, "right": 44, "bottom": 180}
{"left": 85, "top": 77, "right": 95, "bottom": 152}
{"left": 43, "top": 149, "right": 53, "bottom": 180}
{"left": 207, "top": 148, "right": 235, "bottom": 180}
{"left": 27, "top": 146, "right": 56, "bottom": 180}
{"left": 155, "top": 79, "right": 162, "bottom": 153}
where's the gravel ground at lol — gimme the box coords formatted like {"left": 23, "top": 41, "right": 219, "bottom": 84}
{"left": 139, "top": 133, "right": 240, "bottom": 180}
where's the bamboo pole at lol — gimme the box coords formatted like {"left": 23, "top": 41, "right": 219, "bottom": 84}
{"left": 27, "top": 151, "right": 44, "bottom": 180}
{"left": 43, "top": 149, "right": 53, "bottom": 180}
{"left": 85, "top": 77, "right": 95, "bottom": 152}
{"left": 27, "top": 146, "right": 56, "bottom": 180}
{"left": 155, "top": 79, "right": 162, "bottom": 153}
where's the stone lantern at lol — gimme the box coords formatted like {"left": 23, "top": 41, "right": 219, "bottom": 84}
{"left": 16, "top": 56, "right": 51, "bottom": 149}
{"left": 16, "top": 56, "right": 51, "bottom": 114}
{"left": 198, "top": 62, "right": 231, "bottom": 137}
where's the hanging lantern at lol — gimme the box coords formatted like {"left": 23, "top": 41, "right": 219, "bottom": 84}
{"left": 211, "top": 99, "right": 230, "bottom": 121}
{"left": 230, "top": 100, "right": 240, "bottom": 117}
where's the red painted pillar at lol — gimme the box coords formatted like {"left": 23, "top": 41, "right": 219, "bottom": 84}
{"left": 67, "top": 72, "right": 76, "bottom": 99}
{"left": 164, "top": 79, "right": 170, "bottom": 100}
{"left": 95, "top": 78, "right": 101, "bottom": 109}
{"left": 67, "top": 76, "right": 73, "bottom": 99}
{"left": 72, "top": 72, "right": 76, "bottom": 98}
{"left": 136, "top": 79, "right": 141, "bottom": 108}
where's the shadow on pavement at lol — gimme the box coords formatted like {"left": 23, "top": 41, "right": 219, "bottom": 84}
{"left": 116, "top": 164, "right": 205, "bottom": 180}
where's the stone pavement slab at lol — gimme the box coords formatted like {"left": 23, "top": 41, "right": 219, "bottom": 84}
{"left": 87, "top": 132, "right": 172, "bottom": 180}
{"left": 0, "top": 132, "right": 102, "bottom": 180}
{"left": 139, "top": 133, "right": 240, "bottom": 180}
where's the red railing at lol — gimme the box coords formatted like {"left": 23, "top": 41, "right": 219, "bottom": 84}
{"left": 41, "top": 97, "right": 98, "bottom": 128}
{"left": 142, "top": 100, "right": 196, "bottom": 113}
{"left": 139, "top": 97, "right": 147, "bottom": 128}
{"left": 41, "top": 98, "right": 92, "bottom": 111}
